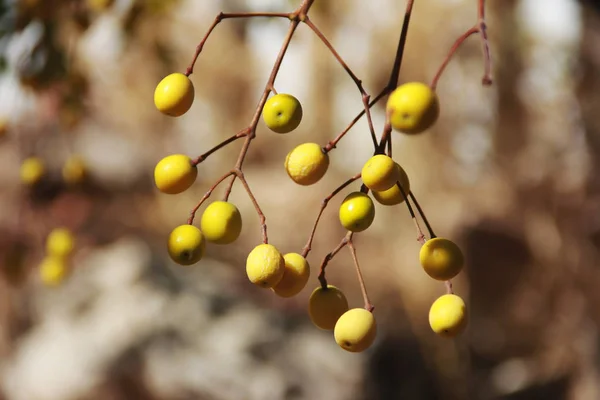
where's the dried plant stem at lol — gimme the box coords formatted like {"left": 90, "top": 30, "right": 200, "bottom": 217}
{"left": 347, "top": 239, "right": 374, "bottom": 312}
{"left": 235, "top": 170, "right": 268, "bottom": 244}
{"left": 408, "top": 192, "right": 436, "bottom": 239}
{"left": 430, "top": 0, "right": 492, "bottom": 89}
{"left": 445, "top": 280, "right": 454, "bottom": 294}
{"left": 317, "top": 231, "right": 352, "bottom": 289}
{"left": 396, "top": 183, "right": 426, "bottom": 244}
{"left": 191, "top": 128, "right": 248, "bottom": 166}
{"left": 304, "top": 18, "right": 377, "bottom": 149}
{"left": 302, "top": 173, "right": 361, "bottom": 258}
{"left": 187, "top": 171, "right": 235, "bottom": 225}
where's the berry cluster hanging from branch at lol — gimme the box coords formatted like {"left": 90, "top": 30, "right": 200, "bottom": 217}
{"left": 152, "top": 0, "right": 492, "bottom": 353}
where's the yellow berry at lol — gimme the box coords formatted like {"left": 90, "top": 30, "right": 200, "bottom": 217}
{"left": 46, "top": 228, "right": 75, "bottom": 259}
{"left": 40, "top": 256, "right": 69, "bottom": 287}
{"left": 62, "top": 155, "right": 87, "bottom": 185}
{"left": 339, "top": 192, "right": 375, "bottom": 232}
{"left": 20, "top": 157, "right": 45, "bottom": 186}
{"left": 200, "top": 201, "right": 242, "bottom": 245}
{"left": 154, "top": 154, "right": 197, "bottom": 194}
{"left": 272, "top": 253, "right": 310, "bottom": 298}
{"left": 429, "top": 294, "right": 467, "bottom": 338}
{"left": 387, "top": 82, "right": 439, "bottom": 134}
{"left": 262, "top": 93, "right": 303, "bottom": 133}
{"left": 246, "top": 244, "right": 285, "bottom": 288}
{"left": 308, "top": 285, "right": 348, "bottom": 330}
{"left": 361, "top": 154, "right": 399, "bottom": 192}
{"left": 419, "top": 237, "right": 464, "bottom": 281}
{"left": 334, "top": 308, "right": 377, "bottom": 353}
{"left": 284, "top": 143, "right": 329, "bottom": 186}
{"left": 168, "top": 225, "right": 205, "bottom": 266}
{"left": 372, "top": 163, "right": 410, "bottom": 206}
{"left": 154, "top": 72, "right": 195, "bottom": 117}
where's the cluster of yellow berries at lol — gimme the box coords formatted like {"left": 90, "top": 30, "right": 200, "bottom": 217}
{"left": 153, "top": 70, "right": 466, "bottom": 353}
{"left": 19, "top": 155, "right": 88, "bottom": 186}
{"left": 39, "top": 228, "right": 75, "bottom": 286}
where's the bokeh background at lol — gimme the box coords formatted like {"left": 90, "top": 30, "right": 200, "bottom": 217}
{"left": 0, "top": 0, "right": 599, "bottom": 399}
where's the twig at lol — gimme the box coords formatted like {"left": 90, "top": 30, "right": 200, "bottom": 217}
{"left": 317, "top": 231, "right": 352, "bottom": 289}
{"left": 396, "top": 182, "right": 426, "bottom": 244}
{"left": 347, "top": 238, "right": 374, "bottom": 312}
{"left": 408, "top": 191, "right": 436, "bottom": 239}
{"left": 430, "top": 27, "right": 478, "bottom": 90}
{"left": 235, "top": 170, "right": 268, "bottom": 244}
{"left": 301, "top": 173, "right": 361, "bottom": 258}
{"left": 191, "top": 128, "right": 248, "bottom": 166}
{"left": 187, "top": 171, "right": 235, "bottom": 225}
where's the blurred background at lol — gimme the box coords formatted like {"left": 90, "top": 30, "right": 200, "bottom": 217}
{"left": 0, "top": 0, "right": 598, "bottom": 399}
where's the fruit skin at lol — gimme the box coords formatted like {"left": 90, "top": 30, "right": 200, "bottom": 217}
{"left": 246, "top": 244, "right": 285, "bottom": 288}
{"left": 46, "top": 228, "right": 75, "bottom": 259}
{"left": 387, "top": 82, "right": 439, "bottom": 134}
{"left": 200, "top": 201, "right": 242, "bottom": 245}
{"left": 361, "top": 154, "right": 399, "bottom": 192}
{"left": 154, "top": 73, "right": 195, "bottom": 117}
{"left": 284, "top": 143, "right": 329, "bottom": 186}
{"left": 262, "top": 93, "right": 303, "bottom": 134}
{"left": 168, "top": 225, "right": 205, "bottom": 266}
{"left": 40, "top": 256, "right": 70, "bottom": 286}
{"left": 429, "top": 294, "right": 467, "bottom": 338}
{"left": 419, "top": 237, "right": 464, "bottom": 281}
{"left": 154, "top": 154, "right": 197, "bottom": 194}
{"left": 272, "top": 253, "right": 310, "bottom": 298}
{"left": 308, "top": 285, "right": 348, "bottom": 330}
{"left": 334, "top": 308, "right": 377, "bottom": 353}
{"left": 372, "top": 163, "right": 410, "bottom": 206}
{"left": 339, "top": 192, "right": 375, "bottom": 233}
{"left": 62, "top": 156, "right": 87, "bottom": 185}
{"left": 20, "top": 157, "right": 45, "bottom": 185}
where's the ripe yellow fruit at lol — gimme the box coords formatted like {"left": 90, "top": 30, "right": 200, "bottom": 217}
{"left": 62, "top": 156, "right": 87, "bottom": 185}
{"left": 246, "top": 244, "right": 285, "bottom": 288}
{"left": 46, "top": 228, "right": 75, "bottom": 259}
{"left": 387, "top": 82, "right": 439, "bottom": 134}
{"left": 20, "top": 157, "right": 45, "bottom": 185}
{"left": 339, "top": 192, "right": 375, "bottom": 232}
{"left": 40, "top": 256, "right": 70, "bottom": 286}
{"left": 372, "top": 163, "right": 410, "bottom": 205}
{"left": 419, "top": 237, "right": 464, "bottom": 281}
{"left": 361, "top": 154, "right": 399, "bottom": 192}
{"left": 284, "top": 143, "right": 329, "bottom": 186}
{"left": 308, "top": 285, "right": 348, "bottom": 330}
{"left": 154, "top": 154, "right": 197, "bottom": 194}
{"left": 154, "top": 73, "right": 195, "bottom": 117}
{"left": 334, "top": 308, "right": 377, "bottom": 352}
{"left": 429, "top": 294, "right": 467, "bottom": 338}
{"left": 168, "top": 225, "right": 205, "bottom": 265}
{"left": 200, "top": 201, "right": 242, "bottom": 245}
{"left": 262, "top": 93, "right": 303, "bottom": 133}
{"left": 272, "top": 253, "right": 310, "bottom": 298}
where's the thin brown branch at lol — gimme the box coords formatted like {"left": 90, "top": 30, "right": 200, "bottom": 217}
{"left": 387, "top": 0, "right": 415, "bottom": 90}
{"left": 191, "top": 128, "right": 248, "bottom": 166}
{"left": 187, "top": 171, "right": 235, "bottom": 225}
{"left": 235, "top": 170, "right": 268, "bottom": 244}
{"left": 430, "top": 27, "right": 478, "bottom": 90}
{"left": 347, "top": 238, "right": 374, "bottom": 312}
{"left": 445, "top": 280, "right": 454, "bottom": 294}
{"left": 317, "top": 231, "right": 352, "bottom": 289}
{"left": 185, "top": 12, "right": 292, "bottom": 76}
{"left": 408, "top": 191, "right": 436, "bottom": 239}
{"left": 304, "top": 18, "right": 377, "bottom": 149}
{"left": 396, "top": 182, "right": 426, "bottom": 244}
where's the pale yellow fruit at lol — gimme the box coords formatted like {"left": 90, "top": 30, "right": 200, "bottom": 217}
{"left": 429, "top": 294, "right": 468, "bottom": 338}
{"left": 334, "top": 308, "right": 377, "bottom": 352}
{"left": 308, "top": 285, "right": 348, "bottom": 330}
{"left": 284, "top": 143, "right": 329, "bottom": 185}
{"left": 361, "top": 154, "right": 399, "bottom": 192}
{"left": 272, "top": 253, "right": 310, "bottom": 298}
{"left": 246, "top": 244, "right": 285, "bottom": 288}
{"left": 372, "top": 163, "right": 410, "bottom": 205}
{"left": 46, "top": 228, "right": 75, "bottom": 259}
{"left": 40, "top": 256, "right": 70, "bottom": 286}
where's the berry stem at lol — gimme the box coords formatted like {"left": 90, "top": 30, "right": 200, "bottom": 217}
{"left": 301, "top": 172, "right": 361, "bottom": 258}
{"left": 317, "top": 231, "right": 352, "bottom": 289}
{"left": 235, "top": 170, "right": 268, "bottom": 244}
{"left": 303, "top": 18, "right": 378, "bottom": 149}
{"left": 408, "top": 192, "right": 436, "bottom": 239}
{"left": 191, "top": 128, "right": 248, "bottom": 166}
{"left": 347, "top": 238, "right": 374, "bottom": 312}
{"left": 396, "top": 182, "right": 426, "bottom": 244}
{"left": 445, "top": 280, "right": 454, "bottom": 294}
{"left": 187, "top": 171, "right": 236, "bottom": 225}
{"left": 185, "top": 12, "right": 292, "bottom": 76}
{"left": 429, "top": 0, "right": 492, "bottom": 90}
{"left": 386, "top": 0, "right": 415, "bottom": 90}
